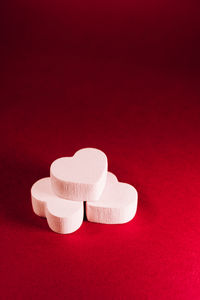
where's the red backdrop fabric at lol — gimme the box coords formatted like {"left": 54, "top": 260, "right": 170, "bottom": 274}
{"left": 1, "top": 1, "right": 200, "bottom": 299}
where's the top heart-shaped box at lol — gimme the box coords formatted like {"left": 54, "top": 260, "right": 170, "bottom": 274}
{"left": 50, "top": 148, "right": 108, "bottom": 201}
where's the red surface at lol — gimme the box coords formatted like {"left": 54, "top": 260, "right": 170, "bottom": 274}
{"left": 1, "top": 1, "right": 200, "bottom": 299}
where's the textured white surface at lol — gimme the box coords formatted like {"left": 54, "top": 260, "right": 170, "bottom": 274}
{"left": 86, "top": 172, "right": 138, "bottom": 224}
{"left": 50, "top": 148, "right": 108, "bottom": 201}
{"left": 31, "top": 177, "right": 83, "bottom": 234}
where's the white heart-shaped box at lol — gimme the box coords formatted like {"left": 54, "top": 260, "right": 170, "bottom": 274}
{"left": 86, "top": 172, "right": 138, "bottom": 224}
{"left": 50, "top": 148, "right": 108, "bottom": 201}
{"left": 31, "top": 178, "right": 83, "bottom": 234}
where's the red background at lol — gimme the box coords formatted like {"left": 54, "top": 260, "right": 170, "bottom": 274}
{"left": 1, "top": 0, "right": 200, "bottom": 299}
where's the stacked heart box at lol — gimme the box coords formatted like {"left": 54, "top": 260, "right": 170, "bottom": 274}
{"left": 31, "top": 148, "right": 138, "bottom": 234}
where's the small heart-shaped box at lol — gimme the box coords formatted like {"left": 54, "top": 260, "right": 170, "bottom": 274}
{"left": 31, "top": 178, "right": 83, "bottom": 234}
{"left": 50, "top": 148, "right": 108, "bottom": 201}
{"left": 86, "top": 172, "right": 138, "bottom": 224}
